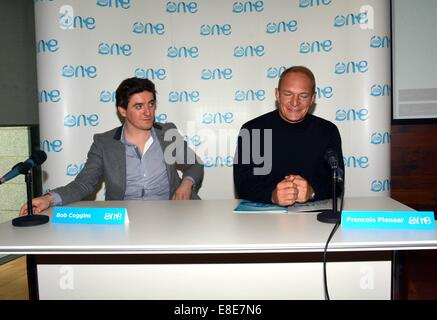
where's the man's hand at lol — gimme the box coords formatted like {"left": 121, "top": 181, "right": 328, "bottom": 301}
{"left": 288, "top": 175, "right": 314, "bottom": 203}
{"left": 172, "top": 179, "right": 193, "bottom": 200}
{"left": 271, "top": 176, "right": 299, "bottom": 206}
{"left": 19, "top": 194, "right": 54, "bottom": 216}
{"left": 271, "top": 175, "right": 314, "bottom": 206}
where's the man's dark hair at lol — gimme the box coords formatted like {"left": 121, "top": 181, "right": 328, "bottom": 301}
{"left": 115, "top": 77, "right": 157, "bottom": 109}
{"left": 277, "top": 66, "right": 316, "bottom": 92}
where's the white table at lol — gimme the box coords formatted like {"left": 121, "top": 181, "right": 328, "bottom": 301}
{"left": 0, "top": 197, "right": 434, "bottom": 300}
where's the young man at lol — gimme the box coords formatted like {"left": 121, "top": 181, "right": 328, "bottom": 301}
{"left": 233, "top": 66, "right": 344, "bottom": 206}
{"left": 20, "top": 77, "right": 203, "bottom": 215}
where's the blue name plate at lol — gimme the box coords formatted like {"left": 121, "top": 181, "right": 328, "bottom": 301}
{"left": 52, "top": 207, "right": 129, "bottom": 225}
{"left": 341, "top": 211, "right": 435, "bottom": 230}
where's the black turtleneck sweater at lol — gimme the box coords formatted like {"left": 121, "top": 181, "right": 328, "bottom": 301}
{"left": 233, "top": 110, "right": 344, "bottom": 203}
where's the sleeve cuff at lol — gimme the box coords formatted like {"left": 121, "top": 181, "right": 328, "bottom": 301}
{"left": 183, "top": 176, "right": 195, "bottom": 188}
{"left": 49, "top": 191, "right": 63, "bottom": 206}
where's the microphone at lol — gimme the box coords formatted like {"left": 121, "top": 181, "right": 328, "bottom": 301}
{"left": 0, "top": 150, "right": 47, "bottom": 185}
{"left": 324, "top": 148, "right": 339, "bottom": 170}
{"left": 317, "top": 148, "right": 344, "bottom": 224}
{"left": 9, "top": 150, "right": 49, "bottom": 227}
{"left": 324, "top": 148, "right": 344, "bottom": 184}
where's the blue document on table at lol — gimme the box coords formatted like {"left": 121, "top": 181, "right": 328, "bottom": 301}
{"left": 233, "top": 200, "right": 288, "bottom": 213}
{"left": 233, "top": 199, "right": 333, "bottom": 214}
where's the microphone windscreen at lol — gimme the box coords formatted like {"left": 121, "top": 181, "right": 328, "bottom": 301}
{"left": 31, "top": 150, "right": 47, "bottom": 165}
{"left": 324, "top": 148, "right": 338, "bottom": 169}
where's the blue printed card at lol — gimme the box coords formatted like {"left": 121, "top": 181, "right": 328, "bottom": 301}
{"left": 233, "top": 200, "right": 288, "bottom": 213}
{"left": 52, "top": 207, "right": 129, "bottom": 225}
{"left": 341, "top": 210, "right": 435, "bottom": 230}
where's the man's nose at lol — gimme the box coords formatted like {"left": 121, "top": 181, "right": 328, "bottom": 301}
{"left": 143, "top": 106, "right": 152, "bottom": 116}
{"left": 290, "top": 94, "right": 299, "bottom": 106}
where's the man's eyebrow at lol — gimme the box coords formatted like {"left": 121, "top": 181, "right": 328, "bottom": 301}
{"left": 281, "top": 89, "right": 310, "bottom": 94}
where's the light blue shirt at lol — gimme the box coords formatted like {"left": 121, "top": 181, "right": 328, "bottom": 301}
{"left": 120, "top": 126, "right": 170, "bottom": 200}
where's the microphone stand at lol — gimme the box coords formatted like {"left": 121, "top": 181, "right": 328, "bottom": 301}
{"left": 12, "top": 171, "right": 49, "bottom": 227}
{"left": 317, "top": 167, "right": 341, "bottom": 224}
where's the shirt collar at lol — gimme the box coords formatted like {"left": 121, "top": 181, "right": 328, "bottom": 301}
{"left": 120, "top": 124, "right": 156, "bottom": 146}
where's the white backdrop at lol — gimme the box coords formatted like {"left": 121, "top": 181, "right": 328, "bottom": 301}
{"left": 34, "top": 0, "right": 391, "bottom": 200}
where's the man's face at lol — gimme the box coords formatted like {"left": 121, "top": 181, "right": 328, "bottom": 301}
{"left": 117, "top": 91, "right": 156, "bottom": 131}
{"left": 275, "top": 72, "right": 316, "bottom": 123}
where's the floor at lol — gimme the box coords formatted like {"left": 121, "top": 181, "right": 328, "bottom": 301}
{"left": 0, "top": 253, "right": 436, "bottom": 300}
{"left": 0, "top": 256, "right": 29, "bottom": 300}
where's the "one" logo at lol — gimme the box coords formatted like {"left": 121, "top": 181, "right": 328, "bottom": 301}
{"left": 232, "top": 1, "right": 264, "bottom": 13}
{"left": 266, "top": 20, "right": 298, "bottom": 34}
{"left": 62, "top": 65, "right": 97, "bottom": 78}
{"left": 335, "top": 61, "right": 368, "bottom": 74}
{"left": 166, "top": 1, "right": 198, "bottom": 13}
{"left": 133, "top": 22, "right": 165, "bottom": 35}
{"left": 64, "top": 114, "right": 99, "bottom": 127}
{"left": 96, "top": 0, "right": 131, "bottom": 9}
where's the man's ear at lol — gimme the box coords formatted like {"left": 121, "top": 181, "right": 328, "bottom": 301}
{"left": 311, "top": 92, "right": 316, "bottom": 105}
{"left": 117, "top": 106, "right": 126, "bottom": 118}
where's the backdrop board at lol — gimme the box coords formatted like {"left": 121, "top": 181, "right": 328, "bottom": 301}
{"left": 34, "top": 0, "right": 391, "bottom": 199}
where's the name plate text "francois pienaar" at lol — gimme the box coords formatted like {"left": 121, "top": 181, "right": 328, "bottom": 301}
{"left": 341, "top": 211, "right": 435, "bottom": 230}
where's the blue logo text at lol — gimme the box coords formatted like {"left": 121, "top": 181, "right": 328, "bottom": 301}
{"left": 167, "top": 46, "right": 199, "bottom": 58}
{"left": 64, "top": 114, "right": 100, "bottom": 127}
{"left": 371, "top": 132, "right": 391, "bottom": 145}
{"left": 316, "top": 86, "right": 333, "bottom": 99}
{"left": 202, "top": 112, "right": 234, "bottom": 124}
{"left": 100, "top": 90, "right": 116, "bottom": 103}
{"left": 200, "top": 24, "right": 231, "bottom": 36}
{"left": 155, "top": 113, "right": 168, "bottom": 123}
{"left": 36, "top": 39, "right": 58, "bottom": 53}
{"left": 201, "top": 68, "right": 232, "bottom": 80}
{"left": 266, "top": 20, "right": 298, "bottom": 34}
{"left": 40, "top": 139, "right": 63, "bottom": 153}
{"left": 371, "top": 179, "right": 391, "bottom": 192}
{"left": 234, "top": 45, "right": 264, "bottom": 57}
{"left": 334, "top": 12, "right": 368, "bottom": 27}
{"left": 343, "top": 156, "right": 369, "bottom": 168}
{"left": 133, "top": 22, "right": 165, "bottom": 35}
{"left": 234, "top": 89, "right": 265, "bottom": 101}
{"left": 335, "top": 61, "right": 368, "bottom": 74}
{"left": 62, "top": 65, "right": 97, "bottom": 78}
{"left": 371, "top": 84, "right": 391, "bottom": 97}
{"left": 98, "top": 42, "right": 132, "bottom": 56}
{"left": 370, "top": 35, "right": 391, "bottom": 48}
{"left": 204, "top": 156, "right": 233, "bottom": 168}
{"left": 233, "top": 1, "right": 264, "bottom": 13}
{"left": 66, "top": 163, "right": 85, "bottom": 176}
{"left": 184, "top": 135, "right": 202, "bottom": 147}
{"left": 166, "top": 1, "right": 198, "bottom": 13}
{"left": 135, "top": 68, "right": 167, "bottom": 80}
{"left": 169, "top": 91, "right": 200, "bottom": 103}
{"left": 299, "top": 0, "right": 332, "bottom": 8}
{"left": 39, "top": 89, "right": 61, "bottom": 103}
{"left": 335, "top": 108, "right": 369, "bottom": 121}
{"left": 96, "top": 0, "right": 131, "bottom": 9}
{"left": 266, "top": 66, "right": 287, "bottom": 79}
{"left": 300, "top": 40, "right": 332, "bottom": 54}
{"left": 60, "top": 15, "right": 96, "bottom": 30}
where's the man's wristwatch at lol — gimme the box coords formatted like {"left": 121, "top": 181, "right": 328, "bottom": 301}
{"left": 310, "top": 191, "right": 316, "bottom": 200}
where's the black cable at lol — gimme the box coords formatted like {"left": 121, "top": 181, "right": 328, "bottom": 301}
{"left": 323, "top": 220, "right": 340, "bottom": 300}
{"left": 322, "top": 178, "right": 345, "bottom": 300}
